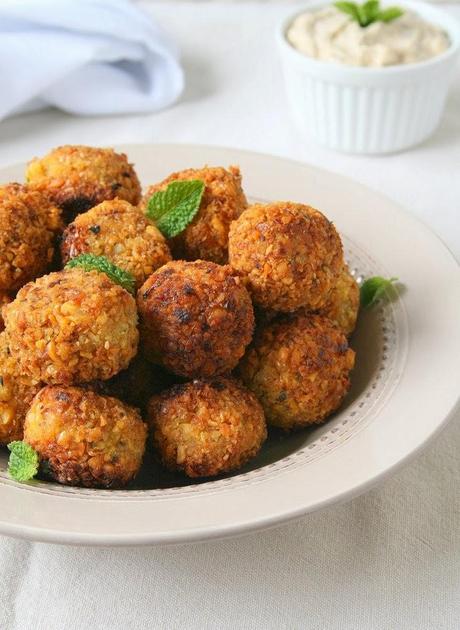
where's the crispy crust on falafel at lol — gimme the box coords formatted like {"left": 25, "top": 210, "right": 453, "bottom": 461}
{"left": 317, "top": 264, "right": 359, "bottom": 336}
{"left": 0, "top": 192, "right": 58, "bottom": 292}
{"left": 0, "top": 332, "right": 42, "bottom": 445}
{"left": 148, "top": 377, "right": 267, "bottom": 477}
{"left": 138, "top": 260, "right": 254, "bottom": 379}
{"left": 3, "top": 268, "right": 138, "bottom": 385}
{"left": 0, "top": 183, "right": 63, "bottom": 234}
{"left": 26, "top": 145, "right": 141, "bottom": 223}
{"left": 61, "top": 199, "right": 172, "bottom": 288}
{"left": 229, "top": 202, "right": 343, "bottom": 312}
{"left": 0, "top": 291, "right": 11, "bottom": 332}
{"left": 24, "top": 385, "right": 147, "bottom": 488}
{"left": 142, "top": 165, "right": 247, "bottom": 263}
{"left": 239, "top": 314, "right": 355, "bottom": 430}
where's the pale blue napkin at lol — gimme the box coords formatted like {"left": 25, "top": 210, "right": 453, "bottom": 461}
{"left": 0, "top": 0, "right": 184, "bottom": 119}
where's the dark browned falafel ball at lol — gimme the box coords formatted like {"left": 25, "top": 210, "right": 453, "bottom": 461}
{"left": 3, "top": 268, "right": 138, "bottom": 385}
{"left": 24, "top": 386, "right": 147, "bottom": 488}
{"left": 148, "top": 377, "right": 267, "bottom": 478}
{"left": 228, "top": 202, "right": 343, "bottom": 312}
{"left": 239, "top": 314, "right": 355, "bottom": 430}
{"left": 137, "top": 260, "right": 254, "bottom": 379}
{"left": 26, "top": 145, "right": 141, "bottom": 223}
{"left": 61, "top": 199, "right": 172, "bottom": 289}
{"left": 142, "top": 166, "right": 247, "bottom": 263}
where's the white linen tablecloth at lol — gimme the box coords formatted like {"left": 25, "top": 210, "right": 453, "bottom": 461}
{"left": 1, "top": 3, "right": 459, "bottom": 629}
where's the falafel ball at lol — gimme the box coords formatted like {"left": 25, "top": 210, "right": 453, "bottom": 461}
{"left": 0, "top": 332, "right": 42, "bottom": 445}
{"left": 239, "top": 314, "right": 355, "bottom": 430}
{"left": 142, "top": 166, "right": 247, "bottom": 264}
{"left": 61, "top": 199, "right": 172, "bottom": 289}
{"left": 148, "top": 377, "right": 266, "bottom": 478}
{"left": 228, "top": 202, "right": 343, "bottom": 312}
{"left": 26, "top": 145, "right": 141, "bottom": 223}
{"left": 138, "top": 260, "right": 254, "bottom": 379}
{"left": 3, "top": 268, "right": 138, "bottom": 385}
{"left": 0, "top": 190, "right": 57, "bottom": 292}
{"left": 24, "top": 386, "right": 147, "bottom": 488}
{"left": 0, "top": 183, "right": 63, "bottom": 234}
{"left": 317, "top": 264, "right": 359, "bottom": 336}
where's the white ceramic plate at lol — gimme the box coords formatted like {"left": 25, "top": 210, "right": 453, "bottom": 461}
{"left": 0, "top": 144, "right": 458, "bottom": 546}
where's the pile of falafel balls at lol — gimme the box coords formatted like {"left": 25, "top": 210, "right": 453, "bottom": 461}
{"left": 0, "top": 145, "right": 359, "bottom": 489}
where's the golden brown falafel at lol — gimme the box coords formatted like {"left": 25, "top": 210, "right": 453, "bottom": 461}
{"left": 24, "top": 386, "right": 147, "bottom": 488}
{"left": 0, "top": 192, "right": 57, "bottom": 292}
{"left": 0, "top": 332, "right": 42, "bottom": 445}
{"left": 0, "top": 292, "right": 12, "bottom": 332}
{"left": 3, "top": 268, "right": 138, "bottom": 385}
{"left": 142, "top": 166, "right": 247, "bottom": 263}
{"left": 228, "top": 202, "right": 343, "bottom": 312}
{"left": 0, "top": 183, "right": 63, "bottom": 234}
{"left": 239, "top": 314, "right": 355, "bottom": 430}
{"left": 138, "top": 260, "right": 254, "bottom": 379}
{"left": 317, "top": 264, "right": 359, "bottom": 336}
{"left": 61, "top": 199, "right": 172, "bottom": 289}
{"left": 26, "top": 145, "right": 141, "bottom": 223}
{"left": 148, "top": 377, "right": 266, "bottom": 478}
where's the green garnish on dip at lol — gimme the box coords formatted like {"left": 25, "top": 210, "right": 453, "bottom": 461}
{"left": 334, "top": 0, "right": 404, "bottom": 27}
{"left": 360, "top": 276, "right": 399, "bottom": 308}
{"left": 146, "top": 179, "right": 205, "bottom": 239}
{"left": 66, "top": 254, "right": 136, "bottom": 295}
{"left": 7, "top": 441, "right": 39, "bottom": 482}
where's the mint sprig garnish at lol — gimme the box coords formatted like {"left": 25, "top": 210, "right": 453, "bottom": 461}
{"left": 146, "top": 180, "right": 205, "bottom": 239}
{"left": 66, "top": 254, "right": 135, "bottom": 295}
{"left": 334, "top": 1, "right": 403, "bottom": 27}
{"left": 360, "top": 276, "right": 399, "bottom": 308}
{"left": 7, "top": 441, "right": 39, "bottom": 482}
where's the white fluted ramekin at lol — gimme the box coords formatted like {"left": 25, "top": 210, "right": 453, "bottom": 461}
{"left": 277, "top": 0, "right": 460, "bottom": 154}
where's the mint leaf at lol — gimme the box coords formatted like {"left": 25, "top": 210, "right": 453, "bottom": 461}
{"left": 357, "top": 3, "right": 369, "bottom": 26}
{"left": 361, "top": 0, "right": 380, "bottom": 25}
{"left": 360, "top": 276, "right": 399, "bottom": 308}
{"left": 335, "top": 0, "right": 403, "bottom": 26}
{"left": 7, "top": 441, "right": 39, "bottom": 482}
{"left": 378, "top": 6, "right": 404, "bottom": 22}
{"left": 334, "top": 2, "right": 361, "bottom": 22}
{"left": 146, "top": 180, "right": 205, "bottom": 239}
{"left": 65, "top": 254, "right": 135, "bottom": 295}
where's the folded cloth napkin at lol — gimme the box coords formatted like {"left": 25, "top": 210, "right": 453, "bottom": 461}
{"left": 0, "top": 0, "right": 184, "bottom": 120}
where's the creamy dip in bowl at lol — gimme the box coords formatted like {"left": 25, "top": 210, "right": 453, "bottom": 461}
{"left": 287, "top": 6, "right": 450, "bottom": 67}
{"left": 277, "top": 0, "right": 460, "bottom": 153}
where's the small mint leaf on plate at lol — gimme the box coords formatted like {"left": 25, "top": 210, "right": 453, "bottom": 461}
{"left": 7, "top": 441, "right": 39, "bottom": 482}
{"left": 65, "top": 254, "right": 135, "bottom": 295}
{"left": 146, "top": 179, "right": 205, "bottom": 239}
{"left": 360, "top": 276, "right": 399, "bottom": 308}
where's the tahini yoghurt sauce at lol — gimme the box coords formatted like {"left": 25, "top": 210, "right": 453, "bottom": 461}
{"left": 286, "top": 7, "right": 450, "bottom": 67}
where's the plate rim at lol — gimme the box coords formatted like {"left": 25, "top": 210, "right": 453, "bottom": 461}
{"left": 0, "top": 142, "right": 458, "bottom": 546}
